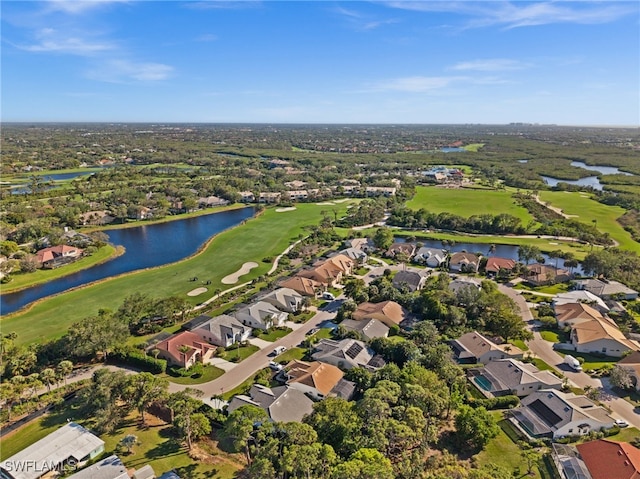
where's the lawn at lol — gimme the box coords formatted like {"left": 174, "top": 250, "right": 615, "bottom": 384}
{"left": 406, "top": 186, "right": 534, "bottom": 224}
{"left": 510, "top": 339, "right": 529, "bottom": 351}
{"left": 275, "top": 347, "right": 306, "bottom": 364}
{"left": 540, "top": 330, "right": 560, "bottom": 343}
{"left": 474, "top": 413, "right": 541, "bottom": 478}
{"left": 219, "top": 344, "right": 259, "bottom": 362}
{"left": 164, "top": 364, "right": 225, "bottom": 385}
{"left": 513, "top": 282, "right": 570, "bottom": 295}
{"left": 538, "top": 190, "right": 640, "bottom": 253}
{"left": 4, "top": 202, "right": 357, "bottom": 346}
{"left": 554, "top": 349, "right": 619, "bottom": 371}
{"left": 531, "top": 358, "right": 555, "bottom": 372}
{"left": 257, "top": 327, "right": 292, "bottom": 342}
{"left": 463, "top": 143, "right": 485, "bottom": 152}
{"left": 607, "top": 426, "right": 640, "bottom": 443}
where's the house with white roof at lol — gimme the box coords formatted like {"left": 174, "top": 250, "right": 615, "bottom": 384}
{"left": 234, "top": 301, "right": 288, "bottom": 331}
{"left": 191, "top": 314, "right": 251, "bottom": 348}
{"left": 553, "top": 291, "right": 609, "bottom": 313}
{"left": 414, "top": 247, "right": 447, "bottom": 268}
{"left": 261, "top": 288, "right": 304, "bottom": 313}
{"left": 574, "top": 279, "right": 638, "bottom": 300}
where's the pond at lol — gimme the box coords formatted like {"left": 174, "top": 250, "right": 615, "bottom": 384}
{"left": 570, "top": 161, "right": 633, "bottom": 176}
{"left": 441, "top": 147, "right": 467, "bottom": 153}
{"left": 7, "top": 171, "right": 97, "bottom": 195}
{"left": 0, "top": 207, "right": 256, "bottom": 314}
{"left": 540, "top": 160, "right": 634, "bottom": 191}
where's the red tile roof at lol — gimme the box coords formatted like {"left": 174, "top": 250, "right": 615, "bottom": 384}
{"left": 576, "top": 439, "right": 640, "bottom": 479}
{"left": 485, "top": 257, "right": 516, "bottom": 273}
{"left": 155, "top": 331, "right": 216, "bottom": 367}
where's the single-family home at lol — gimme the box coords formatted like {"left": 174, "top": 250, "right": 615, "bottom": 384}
{"left": 343, "top": 237, "right": 375, "bottom": 252}
{"left": 66, "top": 455, "right": 129, "bottom": 479}
{"left": 239, "top": 191, "right": 255, "bottom": 203}
{"left": 311, "top": 338, "right": 384, "bottom": 371}
{"left": 324, "top": 254, "right": 355, "bottom": 276}
{"left": 469, "top": 358, "right": 562, "bottom": 398}
{"left": 450, "top": 331, "right": 524, "bottom": 365}
{"left": 227, "top": 384, "right": 314, "bottom": 423}
{"left": 524, "top": 263, "right": 571, "bottom": 286}
{"left": 36, "top": 245, "right": 83, "bottom": 269}
{"left": 575, "top": 439, "right": 640, "bottom": 479}
{"left": 449, "top": 277, "right": 482, "bottom": 294}
{"left": 198, "top": 196, "right": 228, "bottom": 208}
{"left": 191, "top": 314, "right": 251, "bottom": 348}
{"left": 554, "top": 302, "right": 610, "bottom": 328}
{"left": 392, "top": 270, "right": 428, "bottom": 292}
{"left": 485, "top": 257, "right": 517, "bottom": 275}
{"left": 365, "top": 186, "right": 396, "bottom": 197}
{"left": 569, "top": 317, "right": 640, "bottom": 358}
{"left": 297, "top": 255, "right": 353, "bottom": 287}
{"left": 386, "top": 242, "right": 416, "bottom": 259}
{"left": 414, "top": 247, "right": 447, "bottom": 268}
{"left": 509, "top": 389, "right": 614, "bottom": 439}
{"left": 284, "top": 360, "right": 354, "bottom": 400}
{"left": 0, "top": 422, "right": 105, "bottom": 479}
{"left": 449, "top": 252, "right": 480, "bottom": 273}
{"left": 258, "top": 192, "right": 282, "bottom": 204}
{"left": 339, "top": 318, "right": 390, "bottom": 341}
{"left": 337, "top": 247, "right": 368, "bottom": 264}
{"left": 261, "top": 287, "right": 304, "bottom": 313}
{"left": 234, "top": 301, "right": 288, "bottom": 331}
{"left": 78, "top": 210, "right": 115, "bottom": 226}
{"left": 279, "top": 276, "right": 322, "bottom": 297}
{"left": 352, "top": 301, "right": 408, "bottom": 328}
{"left": 574, "top": 279, "right": 638, "bottom": 300}
{"left": 284, "top": 190, "right": 309, "bottom": 201}
{"left": 154, "top": 331, "right": 217, "bottom": 368}
{"left": 553, "top": 291, "right": 609, "bottom": 314}
{"left": 617, "top": 351, "right": 640, "bottom": 391}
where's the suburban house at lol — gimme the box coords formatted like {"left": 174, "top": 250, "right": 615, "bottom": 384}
{"left": 154, "top": 331, "right": 217, "bottom": 368}
{"left": 336, "top": 247, "right": 368, "bottom": 264}
{"left": 343, "top": 237, "right": 375, "bottom": 252}
{"left": 392, "top": 270, "right": 428, "bottom": 292}
{"left": 234, "top": 301, "right": 288, "bottom": 331}
{"left": 449, "top": 277, "right": 482, "bottom": 294}
{"left": 617, "top": 351, "right": 640, "bottom": 391}
{"left": 258, "top": 192, "right": 282, "bottom": 204}
{"left": 227, "top": 384, "right": 314, "bottom": 423}
{"left": 449, "top": 252, "right": 480, "bottom": 273}
{"left": 524, "top": 263, "right": 571, "bottom": 286}
{"left": 339, "top": 318, "right": 390, "bottom": 341}
{"left": 284, "top": 190, "right": 309, "bottom": 201}
{"left": 554, "top": 302, "right": 611, "bottom": 328}
{"left": 414, "top": 247, "right": 447, "bottom": 268}
{"left": 297, "top": 255, "right": 354, "bottom": 287}
{"left": 284, "top": 360, "right": 354, "bottom": 400}
{"left": 311, "top": 338, "right": 384, "bottom": 371}
{"left": 509, "top": 389, "right": 614, "bottom": 439}
{"left": 191, "top": 314, "right": 251, "bottom": 348}
{"left": 485, "top": 257, "right": 517, "bottom": 275}
{"left": 279, "top": 276, "right": 322, "bottom": 297}
{"left": 261, "top": 288, "right": 304, "bottom": 313}
{"left": 0, "top": 422, "right": 105, "bottom": 479}
{"left": 78, "top": 210, "right": 115, "bottom": 226}
{"left": 66, "top": 455, "right": 129, "bottom": 479}
{"left": 575, "top": 439, "right": 640, "bottom": 479}
{"left": 352, "top": 300, "right": 408, "bottom": 328}
{"left": 553, "top": 291, "right": 609, "bottom": 314}
{"left": 569, "top": 317, "right": 640, "bottom": 358}
{"left": 386, "top": 242, "right": 416, "bottom": 259}
{"left": 469, "top": 358, "right": 562, "bottom": 398}
{"left": 35, "top": 245, "right": 83, "bottom": 269}
{"left": 239, "top": 191, "right": 255, "bottom": 203}
{"left": 324, "top": 254, "right": 355, "bottom": 276}
{"left": 450, "top": 331, "right": 524, "bottom": 365}
{"left": 198, "top": 195, "right": 228, "bottom": 208}
{"left": 574, "top": 278, "right": 639, "bottom": 300}
{"left": 365, "top": 186, "right": 396, "bottom": 197}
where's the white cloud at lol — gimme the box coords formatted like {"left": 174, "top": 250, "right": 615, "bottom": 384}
{"left": 451, "top": 58, "right": 530, "bottom": 72}
{"left": 368, "top": 76, "right": 463, "bottom": 92}
{"left": 45, "top": 0, "right": 128, "bottom": 15}
{"left": 19, "top": 35, "right": 114, "bottom": 55}
{"left": 333, "top": 5, "right": 399, "bottom": 31}
{"left": 383, "top": 1, "right": 637, "bottom": 29}
{"left": 196, "top": 33, "right": 218, "bottom": 42}
{"left": 87, "top": 59, "right": 174, "bottom": 83}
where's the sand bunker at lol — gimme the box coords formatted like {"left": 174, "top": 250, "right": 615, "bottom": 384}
{"left": 222, "top": 262, "right": 259, "bottom": 284}
{"left": 276, "top": 207, "right": 297, "bottom": 212}
{"left": 315, "top": 202, "right": 335, "bottom": 205}
{"left": 187, "top": 287, "right": 208, "bottom": 297}
{"left": 333, "top": 198, "right": 351, "bottom": 203}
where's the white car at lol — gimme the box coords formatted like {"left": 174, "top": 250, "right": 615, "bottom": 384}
{"left": 615, "top": 419, "right": 629, "bottom": 428}
{"left": 322, "top": 292, "right": 336, "bottom": 300}
{"left": 269, "top": 361, "right": 283, "bottom": 371}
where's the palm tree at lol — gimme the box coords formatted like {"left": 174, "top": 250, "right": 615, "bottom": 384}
{"left": 56, "top": 360, "right": 73, "bottom": 386}
{"left": 119, "top": 434, "right": 138, "bottom": 455}
{"left": 40, "top": 368, "right": 57, "bottom": 393}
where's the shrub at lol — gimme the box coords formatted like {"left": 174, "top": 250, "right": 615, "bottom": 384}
{"left": 111, "top": 348, "right": 167, "bottom": 374}
{"left": 469, "top": 395, "right": 520, "bottom": 410}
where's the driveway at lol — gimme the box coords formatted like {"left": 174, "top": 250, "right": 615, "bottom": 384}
{"left": 499, "top": 284, "right": 640, "bottom": 428}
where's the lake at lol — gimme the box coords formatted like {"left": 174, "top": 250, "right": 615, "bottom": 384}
{"left": 541, "top": 161, "right": 634, "bottom": 190}
{"left": 0, "top": 207, "right": 256, "bottom": 314}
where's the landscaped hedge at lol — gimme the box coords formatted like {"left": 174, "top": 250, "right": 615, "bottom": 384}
{"left": 468, "top": 395, "right": 520, "bottom": 410}
{"left": 110, "top": 348, "right": 167, "bottom": 373}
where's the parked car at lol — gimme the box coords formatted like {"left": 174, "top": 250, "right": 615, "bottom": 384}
{"left": 615, "top": 419, "right": 629, "bottom": 428}
{"left": 269, "top": 361, "right": 283, "bottom": 371}
{"left": 322, "top": 292, "right": 336, "bottom": 300}
{"left": 271, "top": 346, "right": 287, "bottom": 356}
{"left": 564, "top": 355, "right": 583, "bottom": 371}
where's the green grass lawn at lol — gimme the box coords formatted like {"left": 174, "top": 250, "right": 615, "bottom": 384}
{"left": 531, "top": 358, "right": 555, "bottom": 372}
{"left": 219, "top": 345, "right": 259, "bottom": 362}
{"left": 313, "top": 328, "right": 333, "bottom": 340}
{"left": 275, "top": 347, "right": 306, "bottom": 364}
{"left": 540, "top": 331, "right": 560, "bottom": 343}
{"left": 607, "top": 427, "right": 640, "bottom": 442}
{"left": 514, "top": 282, "right": 569, "bottom": 295}
{"left": 1, "top": 245, "right": 118, "bottom": 293}
{"left": 4, "top": 202, "right": 357, "bottom": 346}
{"left": 510, "top": 339, "right": 529, "bottom": 351}
{"left": 164, "top": 364, "right": 225, "bottom": 385}
{"left": 406, "top": 186, "right": 534, "bottom": 224}
{"left": 474, "top": 412, "right": 541, "bottom": 478}
{"left": 463, "top": 143, "right": 485, "bottom": 152}
{"left": 257, "top": 327, "right": 292, "bottom": 342}
{"left": 554, "top": 349, "right": 619, "bottom": 370}
{"left": 539, "top": 190, "right": 640, "bottom": 253}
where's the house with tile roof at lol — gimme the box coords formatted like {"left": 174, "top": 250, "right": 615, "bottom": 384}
{"left": 311, "top": 338, "right": 384, "bottom": 371}
{"left": 485, "top": 257, "right": 517, "bottom": 275}
{"left": 261, "top": 287, "right": 304, "bottom": 313}
{"left": 352, "top": 301, "right": 408, "bottom": 328}
{"left": 554, "top": 302, "right": 611, "bottom": 328}
{"left": 569, "top": 316, "right": 640, "bottom": 358}
{"left": 336, "top": 247, "right": 368, "bottom": 264}
{"left": 449, "top": 252, "right": 481, "bottom": 273}
{"left": 234, "top": 301, "right": 288, "bottom": 331}
{"left": 339, "top": 318, "right": 390, "bottom": 341}
{"left": 154, "top": 331, "right": 217, "bottom": 368}
{"left": 509, "top": 389, "right": 614, "bottom": 439}
{"left": 469, "top": 358, "right": 562, "bottom": 398}
{"left": 386, "top": 242, "right": 416, "bottom": 259}
{"left": 524, "top": 263, "right": 571, "bottom": 286}
{"left": 35, "top": 245, "right": 83, "bottom": 269}
{"left": 284, "top": 360, "right": 353, "bottom": 400}
{"left": 296, "top": 255, "right": 352, "bottom": 287}
{"left": 227, "top": 384, "right": 314, "bottom": 423}
{"left": 191, "top": 314, "right": 251, "bottom": 348}
{"left": 450, "top": 331, "right": 524, "bottom": 365}
{"left": 279, "top": 276, "right": 322, "bottom": 297}
{"left": 618, "top": 351, "right": 640, "bottom": 391}
{"left": 576, "top": 439, "right": 640, "bottom": 479}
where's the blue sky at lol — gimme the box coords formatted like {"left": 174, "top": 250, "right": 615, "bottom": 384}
{"left": 2, "top": 1, "right": 639, "bottom": 125}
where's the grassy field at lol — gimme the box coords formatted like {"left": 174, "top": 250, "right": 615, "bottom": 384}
{"left": 164, "top": 364, "right": 225, "bottom": 385}
{"left": 406, "top": 186, "right": 534, "bottom": 224}
{"left": 3, "top": 202, "right": 357, "bottom": 346}
{"left": 539, "top": 191, "right": 640, "bottom": 253}
{"left": 554, "top": 349, "right": 619, "bottom": 370}
{"left": 219, "top": 344, "right": 259, "bottom": 362}
{"left": 1, "top": 245, "right": 119, "bottom": 293}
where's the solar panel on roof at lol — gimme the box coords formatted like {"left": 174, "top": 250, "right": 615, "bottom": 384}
{"left": 529, "top": 399, "right": 563, "bottom": 427}
{"left": 345, "top": 342, "right": 363, "bottom": 359}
